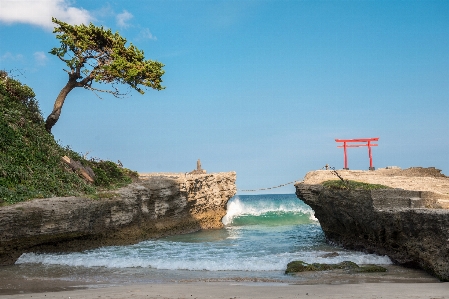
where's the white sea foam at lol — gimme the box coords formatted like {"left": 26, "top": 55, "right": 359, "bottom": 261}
{"left": 15, "top": 195, "right": 391, "bottom": 272}
{"left": 16, "top": 250, "right": 391, "bottom": 271}
{"left": 16, "top": 240, "right": 392, "bottom": 271}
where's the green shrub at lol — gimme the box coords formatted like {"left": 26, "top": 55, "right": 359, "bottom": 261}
{"left": 89, "top": 160, "right": 138, "bottom": 188}
{"left": 0, "top": 71, "right": 136, "bottom": 204}
{"left": 322, "top": 180, "right": 390, "bottom": 190}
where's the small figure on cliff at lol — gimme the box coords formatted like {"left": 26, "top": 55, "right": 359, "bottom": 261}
{"left": 321, "top": 164, "right": 329, "bottom": 170}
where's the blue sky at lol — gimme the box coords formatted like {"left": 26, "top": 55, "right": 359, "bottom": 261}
{"left": 0, "top": 0, "right": 448, "bottom": 194}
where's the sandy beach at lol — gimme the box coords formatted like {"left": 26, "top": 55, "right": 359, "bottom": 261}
{"left": 2, "top": 282, "right": 448, "bottom": 299}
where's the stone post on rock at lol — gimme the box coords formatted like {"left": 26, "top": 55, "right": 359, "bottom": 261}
{"left": 190, "top": 159, "right": 206, "bottom": 174}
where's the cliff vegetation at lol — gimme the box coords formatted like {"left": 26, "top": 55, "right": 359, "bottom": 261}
{"left": 322, "top": 180, "right": 391, "bottom": 190}
{"left": 0, "top": 70, "right": 137, "bottom": 205}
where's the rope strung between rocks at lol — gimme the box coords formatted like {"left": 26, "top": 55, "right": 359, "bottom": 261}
{"left": 321, "top": 164, "right": 347, "bottom": 182}
{"left": 238, "top": 164, "right": 340, "bottom": 192}
{"left": 238, "top": 179, "right": 302, "bottom": 192}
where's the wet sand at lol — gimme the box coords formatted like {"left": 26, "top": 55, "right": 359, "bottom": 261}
{"left": 2, "top": 281, "right": 449, "bottom": 299}
{"left": 1, "top": 263, "right": 447, "bottom": 298}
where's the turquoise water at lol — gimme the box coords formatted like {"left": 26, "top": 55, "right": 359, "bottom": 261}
{"left": 15, "top": 194, "right": 393, "bottom": 283}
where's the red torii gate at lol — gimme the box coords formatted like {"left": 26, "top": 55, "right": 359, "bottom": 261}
{"left": 335, "top": 137, "right": 379, "bottom": 170}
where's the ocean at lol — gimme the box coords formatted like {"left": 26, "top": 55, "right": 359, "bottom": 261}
{"left": 4, "top": 194, "right": 437, "bottom": 289}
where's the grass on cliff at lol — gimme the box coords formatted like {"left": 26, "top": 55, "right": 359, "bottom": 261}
{"left": 322, "top": 180, "right": 391, "bottom": 190}
{"left": 0, "top": 70, "right": 138, "bottom": 205}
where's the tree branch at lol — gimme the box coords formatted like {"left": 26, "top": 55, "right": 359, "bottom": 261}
{"left": 56, "top": 55, "right": 72, "bottom": 64}
{"left": 83, "top": 84, "right": 128, "bottom": 98}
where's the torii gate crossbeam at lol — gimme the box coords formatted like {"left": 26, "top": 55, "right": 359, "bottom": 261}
{"left": 335, "top": 138, "right": 379, "bottom": 170}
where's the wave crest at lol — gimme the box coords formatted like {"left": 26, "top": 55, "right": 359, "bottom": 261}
{"left": 222, "top": 196, "right": 317, "bottom": 226}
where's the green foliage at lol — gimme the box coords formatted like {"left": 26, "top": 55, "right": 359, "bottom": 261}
{"left": 0, "top": 72, "right": 136, "bottom": 204}
{"left": 86, "top": 160, "right": 138, "bottom": 189}
{"left": 322, "top": 180, "right": 391, "bottom": 190}
{"left": 285, "top": 260, "right": 387, "bottom": 274}
{"left": 50, "top": 18, "right": 165, "bottom": 95}
{"left": 0, "top": 70, "right": 42, "bottom": 123}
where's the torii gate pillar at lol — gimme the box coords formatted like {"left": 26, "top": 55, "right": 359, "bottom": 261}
{"left": 335, "top": 138, "right": 379, "bottom": 170}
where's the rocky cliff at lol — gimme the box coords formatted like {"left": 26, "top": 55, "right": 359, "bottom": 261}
{"left": 0, "top": 172, "right": 236, "bottom": 266}
{"left": 295, "top": 168, "right": 449, "bottom": 281}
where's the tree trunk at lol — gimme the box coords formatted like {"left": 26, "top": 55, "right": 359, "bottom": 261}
{"left": 45, "top": 79, "right": 77, "bottom": 133}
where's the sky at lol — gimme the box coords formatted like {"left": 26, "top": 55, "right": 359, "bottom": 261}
{"left": 0, "top": 0, "right": 448, "bottom": 194}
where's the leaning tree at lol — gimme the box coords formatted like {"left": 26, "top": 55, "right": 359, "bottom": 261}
{"left": 45, "top": 17, "right": 165, "bottom": 133}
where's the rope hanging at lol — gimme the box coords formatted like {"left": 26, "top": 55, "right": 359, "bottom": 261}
{"left": 238, "top": 164, "right": 338, "bottom": 192}
{"left": 238, "top": 179, "right": 302, "bottom": 192}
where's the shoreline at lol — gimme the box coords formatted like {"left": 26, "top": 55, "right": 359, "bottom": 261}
{"left": 0, "top": 264, "right": 442, "bottom": 297}
{"left": 3, "top": 168, "right": 448, "bottom": 297}
{"left": 2, "top": 281, "right": 449, "bottom": 299}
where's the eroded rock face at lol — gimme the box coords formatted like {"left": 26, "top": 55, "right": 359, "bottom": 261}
{"left": 295, "top": 182, "right": 449, "bottom": 281}
{"left": 0, "top": 172, "right": 236, "bottom": 266}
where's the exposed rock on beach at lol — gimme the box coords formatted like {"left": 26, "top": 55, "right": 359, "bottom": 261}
{"left": 295, "top": 167, "right": 449, "bottom": 281}
{"left": 0, "top": 172, "right": 236, "bottom": 266}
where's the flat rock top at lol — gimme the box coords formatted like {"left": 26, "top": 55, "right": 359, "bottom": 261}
{"left": 302, "top": 167, "right": 449, "bottom": 195}
{"left": 138, "top": 172, "right": 235, "bottom": 180}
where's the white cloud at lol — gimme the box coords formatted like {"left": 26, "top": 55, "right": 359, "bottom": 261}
{"left": 139, "top": 28, "right": 157, "bottom": 41}
{"left": 0, "top": 52, "right": 24, "bottom": 62}
{"left": 0, "top": 0, "right": 93, "bottom": 30}
{"left": 116, "top": 10, "right": 133, "bottom": 28}
{"left": 33, "top": 51, "right": 48, "bottom": 66}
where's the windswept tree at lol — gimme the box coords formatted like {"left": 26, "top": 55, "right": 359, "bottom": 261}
{"left": 45, "top": 18, "right": 165, "bottom": 133}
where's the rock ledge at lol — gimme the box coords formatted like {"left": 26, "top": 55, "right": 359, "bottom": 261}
{"left": 295, "top": 168, "right": 449, "bottom": 281}
{"left": 0, "top": 172, "right": 236, "bottom": 266}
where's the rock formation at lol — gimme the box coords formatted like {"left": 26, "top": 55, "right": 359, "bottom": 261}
{"left": 295, "top": 168, "right": 449, "bottom": 281}
{"left": 0, "top": 172, "right": 236, "bottom": 266}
